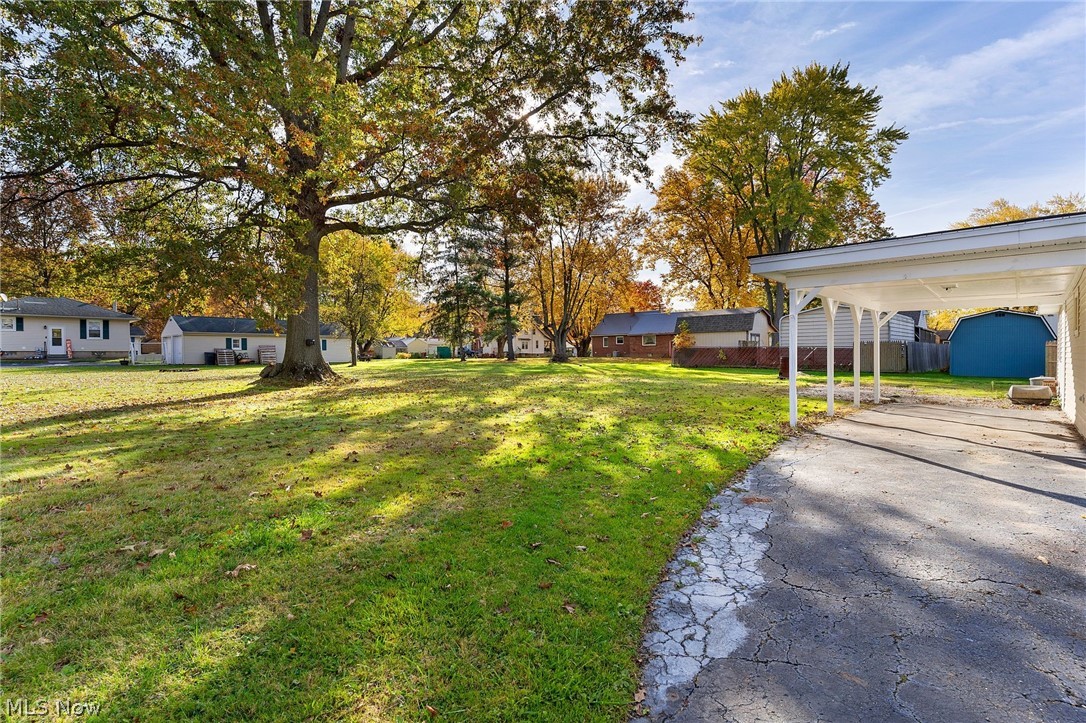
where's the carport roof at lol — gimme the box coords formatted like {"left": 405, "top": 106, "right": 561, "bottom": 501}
{"left": 748, "top": 212, "right": 1086, "bottom": 314}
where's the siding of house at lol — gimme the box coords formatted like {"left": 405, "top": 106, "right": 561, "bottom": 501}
{"left": 160, "top": 319, "right": 353, "bottom": 364}
{"left": 1056, "top": 270, "right": 1085, "bottom": 437}
{"left": 690, "top": 331, "right": 748, "bottom": 347}
{"left": 949, "top": 313, "right": 1053, "bottom": 378}
{"left": 592, "top": 333, "right": 675, "bottom": 358}
{"left": 777, "top": 306, "right": 914, "bottom": 347}
{"left": 0, "top": 315, "right": 132, "bottom": 358}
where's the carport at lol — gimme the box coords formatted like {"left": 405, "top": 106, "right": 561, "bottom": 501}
{"left": 748, "top": 213, "right": 1086, "bottom": 434}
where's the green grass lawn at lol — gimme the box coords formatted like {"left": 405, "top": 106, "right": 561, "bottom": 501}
{"left": 0, "top": 360, "right": 992, "bottom": 721}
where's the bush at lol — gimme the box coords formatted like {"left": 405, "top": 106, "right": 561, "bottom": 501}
{"left": 396, "top": 352, "right": 411, "bottom": 359}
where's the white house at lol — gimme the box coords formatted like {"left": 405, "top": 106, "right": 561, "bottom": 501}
{"left": 0, "top": 297, "right": 136, "bottom": 360}
{"left": 679, "top": 308, "right": 776, "bottom": 347}
{"left": 388, "top": 336, "right": 429, "bottom": 356}
{"left": 160, "top": 315, "right": 353, "bottom": 365}
{"left": 777, "top": 304, "right": 917, "bottom": 347}
{"left": 479, "top": 328, "right": 574, "bottom": 357}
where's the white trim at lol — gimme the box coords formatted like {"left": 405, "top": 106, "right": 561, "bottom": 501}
{"left": 642, "top": 334, "right": 657, "bottom": 346}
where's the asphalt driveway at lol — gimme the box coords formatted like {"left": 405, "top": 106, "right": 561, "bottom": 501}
{"left": 638, "top": 403, "right": 1086, "bottom": 722}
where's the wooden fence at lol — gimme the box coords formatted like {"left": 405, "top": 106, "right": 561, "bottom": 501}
{"left": 905, "top": 342, "right": 950, "bottom": 373}
{"left": 1045, "top": 341, "right": 1057, "bottom": 378}
{"left": 674, "top": 341, "right": 948, "bottom": 373}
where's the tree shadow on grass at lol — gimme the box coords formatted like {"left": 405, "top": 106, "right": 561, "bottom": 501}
{"left": 1, "top": 363, "right": 806, "bottom": 721}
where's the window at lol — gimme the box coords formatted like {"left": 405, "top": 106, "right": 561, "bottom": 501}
{"left": 535, "top": 339, "right": 539, "bottom": 349}
{"left": 520, "top": 339, "right": 529, "bottom": 350}
{"left": 227, "top": 338, "right": 248, "bottom": 351}
{"left": 0, "top": 318, "right": 12, "bottom": 330}
{"left": 642, "top": 334, "right": 656, "bottom": 346}
{"left": 748, "top": 333, "right": 760, "bottom": 346}
{"left": 88, "top": 320, "right": 102, "bottom": 339}
{"left": 602, "top": 337, "right": 609, "bottom": 347}
{"left": 615, "top": 335, "right": 624, "bottom": 344}
{"left": 321, "top": 339, "right": 328, "bottom": 351}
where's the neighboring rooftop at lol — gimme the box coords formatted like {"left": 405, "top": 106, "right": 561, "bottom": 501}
{"left": 591, "top": 308, "right": 773, "bottom": 336}
{"left": 168, "top": 315, "right": 341, "bottom": 336}
{"left": 0, "top": 297, "right": 136, "bottom": 320}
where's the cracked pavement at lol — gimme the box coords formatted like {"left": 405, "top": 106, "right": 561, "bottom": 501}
{"left": 636, "top": 403, "right": 1086, "bottom": 722}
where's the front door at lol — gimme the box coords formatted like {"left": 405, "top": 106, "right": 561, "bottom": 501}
{"left": 50, "top": 327, "right": 64, "bottom": 355}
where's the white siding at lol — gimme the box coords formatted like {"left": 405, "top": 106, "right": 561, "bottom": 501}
{"left": 777, "top": 305, "right": 914, "bottom": 347}
{"left": 691, "top": 331, "right": 750, "bottom": 347}
{"left": 160, "top": 329, "right": 353, "bottom": 365}
{"left": 0, "top": 315, "right": 131, "bottom": 357}
{"left": 1056, "top": 269, "right": 1085, "bottom": 437}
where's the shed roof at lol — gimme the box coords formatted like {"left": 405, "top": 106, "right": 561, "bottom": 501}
{"left": 946, "top": 309, "right": 1057, "bottom": 341}
{"left": 169, "top": 315, "right": 341, "bottom": 336}
{"left": 678, "top": 308, "right": 773, "bottom": 333}
{"left": 0, "top": 297, "right": 136, "bottom": 320}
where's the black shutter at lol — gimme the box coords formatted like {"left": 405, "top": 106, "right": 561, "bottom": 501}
{"left": 80, "top": 320, "right": 87, "bottom": 339}
{"left": 103, "top": 320, "right": 110, "bottom": 340}
{"left": 15, "top": 317, "right": 23, "bottom": 331}
{"left": 241, "top": 338, "right": 247, "bottom": 351}
{"left": 226, "top": 337, "right": 232, "bottom": 349}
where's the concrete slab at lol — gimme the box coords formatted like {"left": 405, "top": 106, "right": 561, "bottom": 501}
{"left": 636, "top": 403, "right": 1086, "bottom": 722}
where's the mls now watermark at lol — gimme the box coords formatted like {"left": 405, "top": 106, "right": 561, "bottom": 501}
{"left": 5, "top": 699, "right": 101, "bottom": 717}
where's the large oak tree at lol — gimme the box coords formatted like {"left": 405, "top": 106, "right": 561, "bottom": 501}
{"left": 2, "top": 0, "right": 693, "bottom": 380}
{"left": 688, "top": 62, "right": 906, "bottom": 322}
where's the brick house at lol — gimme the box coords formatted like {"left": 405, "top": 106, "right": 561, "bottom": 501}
{"left": 590, "top": 308, "right": 775, "bottom": 359}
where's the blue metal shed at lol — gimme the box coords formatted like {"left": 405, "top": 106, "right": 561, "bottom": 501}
{"left": 947, "top": 310, "right": 1056, "bottom": 378}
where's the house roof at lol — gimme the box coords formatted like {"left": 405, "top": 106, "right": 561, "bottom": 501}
{"left": 946, "top": 309, "right": 1057, "bottom": 341}
{"left": 129, "top": 326, "right": 147, "bottom": 337}
{"left": 591, "top": 311, "right": 681, "bottom": 336}
{"left": 0, "top": 297, "right": 136, "bottom": 320}
{"left": 169, "top": 315, "right": 341, "bottom": 336}
{"left": 591, "top": 308, "right": 773, "bottom": 337}
{"left": 676, "top": 308, "right": 773, "bottom": 333}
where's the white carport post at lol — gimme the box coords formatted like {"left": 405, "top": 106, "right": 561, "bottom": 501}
{"left": 822, "top": 299, "right": 839, "bottom": 416}
{"left": 850, "top": 304, "right": 864, "bottom": 407}
{"left": 788, "top": 287, "right": 821, "bottom": 427}
{"left": 872, "top": 311, "right": 896, "bottom": 404}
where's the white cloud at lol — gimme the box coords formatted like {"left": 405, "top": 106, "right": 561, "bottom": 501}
{"left": 873, "top": 5, "right": 1085, "bottom": 125}
{"left": 810, "top": 22, "right": 857, "bottom": 42}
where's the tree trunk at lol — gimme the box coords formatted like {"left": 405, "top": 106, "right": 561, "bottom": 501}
{"left": 576, "top": 337, "right": 591, "bottom": 358}
{"left": 262, "top": 237, "right": 336, "bottom": 382}
{"left": 504, "top": 319, "right": 516, "bottom": 361}
{"left": 349, "top": 328, "right": 358, "bottom": 366}
{"left": 551, "top": 327, "right": 570, "bottom": 362}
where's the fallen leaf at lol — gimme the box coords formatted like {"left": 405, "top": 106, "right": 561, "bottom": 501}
{"left": 148, "top": 548, "right": 166, "bottom": 558}
{"left": 538, "top": 581, "right": 553, "bottom": 590}
{"left": 561, "top": 602, "right": 576, "bottom": 614}
{"left": 741, "top": 496, "right": 774, "bottom": 505}
{"left": 574, "top": 546, "right": 587, "bottom": 552}
{"left": 838, "top": 671, "right": 868, "bottom": 687}
{"left": 32, "top": 637, "right": 52, "bottom": 646}
{"left": 1036, "top": 555, "right": 1049, "bottom": 565}
{"left": 634, "top": 689, "right": 646, "bottom": 703}
{"left": 226, "top": 563, "right": 257, "bottom": 578}
{"left": 425, "top": 705, "right": 438, "bottom": 717}
{"left": 499, "top": 520, "right": 513, "bottom": 528}
{"left": 546, "top": 558, "right": 561, "bottom": 566}
{"left": 529, "top": 542, "right": 543, "bottom": 550}
{"left": 52, "top": 656, "right": 71, "bottom": 671}
{"left": 33, "top": 612, "right": 49, "bottom": 624}
{"left": 300, "top": 529, "right": 313, "bottom": 541}
{"left": 313, "top": 490, "right": 323, "bottom": 498}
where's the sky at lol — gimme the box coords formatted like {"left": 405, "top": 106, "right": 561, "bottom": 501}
{"left": 632, "top": 0, "right": 1086, "bottom": 284}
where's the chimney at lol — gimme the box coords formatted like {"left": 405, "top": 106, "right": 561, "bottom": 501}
{"left": 630, "top": 307, "right": 636, "bottom": 316}
{"left": 112, "top": 301, "right": 118, "bottom": 312}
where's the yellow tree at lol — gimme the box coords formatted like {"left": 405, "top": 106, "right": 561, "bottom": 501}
{"left": 641, "top": 164, "right": 763, "bottom": 309}
{"left": 321, "top": 233, "right": 420, "bottom": 366}
{"left": 527, "top": 175, "right": 644, "bottom": 361}
{"left": 951, "top": 193, "right": 1085, "bottom": 228}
